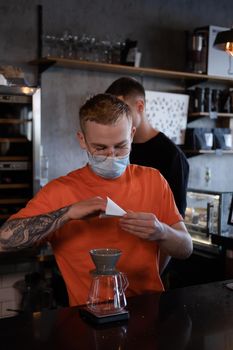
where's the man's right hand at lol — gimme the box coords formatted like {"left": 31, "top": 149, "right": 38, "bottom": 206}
{"left": 0, "top": 196, "right": 107, "bottom": 252}
{"left": 67, "top": 196, "right": 107, "bottom": 220}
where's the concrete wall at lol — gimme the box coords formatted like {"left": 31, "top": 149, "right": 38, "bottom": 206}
{"left": 1, "top": 0, "right": 233, "bottom": 190}
{"left": 2, "top": 0, "right": 233, "bottom": 72}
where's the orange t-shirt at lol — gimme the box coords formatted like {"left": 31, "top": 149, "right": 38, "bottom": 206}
{"left": 10, "top": 164, "right": 182, "bottom": 306}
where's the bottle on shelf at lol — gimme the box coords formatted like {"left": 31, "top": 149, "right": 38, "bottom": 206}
{"left": 211, "top": 89, "right": 220, "bottom": 113}
{"left": 194, "top": 87, "right": 205, "bottom": 112}
{"left": 204, "top": 87, "right": 211, "bottom": 112}
{"left": 219, "top": 89, "right": 231, "bottom": 113}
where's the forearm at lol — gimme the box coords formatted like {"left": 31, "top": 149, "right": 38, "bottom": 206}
{"left": 0, "top": 196, "right": 107, "bottom": 252}
{"left": 0, "top": 206, "right": 70, "bottom": 252}
{"left": 158, "top": 223, "right": 193, "bottom": 259}
{"left": 120, "top": 212, "right": 193, "bottom": 259}
{"left": 159, "top": 251, "right": 171, "bottom": 275}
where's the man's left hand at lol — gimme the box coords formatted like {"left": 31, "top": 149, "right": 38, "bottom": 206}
{"left": 119, "top": 212, "right": 165, "bottom": 241}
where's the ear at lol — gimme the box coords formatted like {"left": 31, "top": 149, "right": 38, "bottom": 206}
{"left": 117, "top": 95, "right": 124, "bottom": 101}
{"left": 130, "top": 126, "right": 136, "bottom": 140}
{"left": 136, "top": 98, "right": 144, "bottom": 113}
{"left": 77, "top": 131, "right": 87, "bottom": 150}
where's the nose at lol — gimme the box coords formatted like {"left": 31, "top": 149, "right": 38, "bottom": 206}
{"left": 106, "top": 147, "right": 115, "bottom": 157}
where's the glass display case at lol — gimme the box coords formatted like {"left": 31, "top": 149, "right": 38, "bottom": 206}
{"left": 185, "top": 189, "right": 232, "bottom": 238}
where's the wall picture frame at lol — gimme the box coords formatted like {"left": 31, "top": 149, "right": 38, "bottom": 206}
{"left": 145, "top": 90, "right": 189, "bottom": 145}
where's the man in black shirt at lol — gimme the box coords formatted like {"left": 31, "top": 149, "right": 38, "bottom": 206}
{"left": 105, "top": 77, "right": 189, "bottom": 274}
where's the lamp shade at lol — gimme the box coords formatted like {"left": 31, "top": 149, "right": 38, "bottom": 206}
{"left": 214, "top": 28, "right": 233, "bottom": 56}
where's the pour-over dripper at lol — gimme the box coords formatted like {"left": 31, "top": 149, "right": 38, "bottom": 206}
{"left": 89, "top": 248, "right": 122, "bottom": 275}
{"left": 87, "top": 248, "right": 129, "bottom": 315}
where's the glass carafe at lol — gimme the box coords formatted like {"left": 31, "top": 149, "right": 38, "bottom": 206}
{"left": 87, "top": 248, "right": 128, "bottom": 315}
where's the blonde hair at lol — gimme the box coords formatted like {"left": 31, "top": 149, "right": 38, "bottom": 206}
{"left": 79, "top": 93, "right": 132, "bottom": 132}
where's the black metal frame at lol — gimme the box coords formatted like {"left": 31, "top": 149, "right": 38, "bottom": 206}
{"left": 227, "top": 195, "right": 233, "bottom": 225}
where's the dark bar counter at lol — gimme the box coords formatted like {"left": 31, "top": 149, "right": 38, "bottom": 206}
{"left": 1, "top": 280, "right": 233, "bottom": 350}
{"left": 211, "top": 226, "right": 233, "bottom": 249}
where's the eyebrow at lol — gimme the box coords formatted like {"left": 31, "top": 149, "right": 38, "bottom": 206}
{"left": 91, "top": 140, "right": 129, "bottom": 148}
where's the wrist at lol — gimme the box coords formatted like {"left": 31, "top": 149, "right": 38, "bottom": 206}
{"left": 63, "top": 205, "right": 74, "bottom": 221}
{"left": 156, "top": 222, "right": 167, "bottom": 241}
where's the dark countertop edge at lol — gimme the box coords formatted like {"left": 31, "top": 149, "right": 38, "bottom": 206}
{"left": 0, "top": 247, "right": 54, "bottom": 264}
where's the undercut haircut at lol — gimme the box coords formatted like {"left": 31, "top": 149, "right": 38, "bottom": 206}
{"left": 79, "top": 93, "right": 132, "bottom": 132}
{"left": 105, "top": 77, "right": 145, "bottom": 100}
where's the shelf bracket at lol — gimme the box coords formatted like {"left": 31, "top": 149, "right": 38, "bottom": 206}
{"left": 185, "top": 78, "right": 208, "bottom": 88}
{"left": 38, "top": 59, "right": 56, "bottom": 74}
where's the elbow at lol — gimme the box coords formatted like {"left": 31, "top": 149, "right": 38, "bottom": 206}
{"left": 0, "top": 221, "right": 25, "bottom": 252}
{"left": 181, "top": 235, "right": 193, "bottom": 259}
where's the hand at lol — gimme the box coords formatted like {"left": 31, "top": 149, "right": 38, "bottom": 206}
{"left": 67, "top": 196, "right": 107, "bottom": 220}
{"left": 119, "top": 211, "right": 165, "bottom": 241}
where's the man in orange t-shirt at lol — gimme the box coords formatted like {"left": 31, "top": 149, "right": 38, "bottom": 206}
{"left": 0, "top": 94, "right": 193, "bottom": 306}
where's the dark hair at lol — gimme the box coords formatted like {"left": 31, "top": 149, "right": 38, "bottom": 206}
{"left": 79, "top": 93, "right": 132, "bottom": 132}
{"left": 105, "top": 77, "right": 145, "bottom": 99}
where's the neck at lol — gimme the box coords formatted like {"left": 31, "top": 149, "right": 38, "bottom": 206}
{"left": 133, "top": 119, "right": 159, "bottom": 143}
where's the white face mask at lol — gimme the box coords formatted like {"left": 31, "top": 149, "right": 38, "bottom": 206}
{"left": 88, "top": 153, "right": 130, "bottom": 179}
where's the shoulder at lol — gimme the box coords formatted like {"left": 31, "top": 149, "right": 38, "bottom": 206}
{"left": 145, "top": 132, "right": 184, "bottom": 158}
{"left": 40, "top": 167, "right": 86, "bottom": 195}
{"left": 157, "top": 133, "right": 181, "bottom": 151}
{"left": 50, "top": 167, "right": 86, "bottom": 184}
{"left": 128, "top": 163, "right": 165, "bottom": 180}
{"left": 158, "top": 133, "right": 188, "bottom": 160}
{"left": 127, "top": 164, "right": 174, "bottom": 198}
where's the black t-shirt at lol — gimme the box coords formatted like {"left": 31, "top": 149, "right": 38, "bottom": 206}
{"left": 130, "top": 132, "right": 189, "bottom": 217}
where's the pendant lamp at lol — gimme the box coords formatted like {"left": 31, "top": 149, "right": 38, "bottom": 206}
{"left": 214, "top": 28, "right": 233, "bottom": 56}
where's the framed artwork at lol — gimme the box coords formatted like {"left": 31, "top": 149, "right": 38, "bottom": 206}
{"left": 145, "top": 90, "right": 189, "bottom": 145}
{"left": 228, "top": 195, "right": 233, "bottom": 225}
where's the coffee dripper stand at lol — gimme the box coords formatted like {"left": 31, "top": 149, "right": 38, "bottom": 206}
{"left": 79, "top": 248, "right": 129, "bottom": 324}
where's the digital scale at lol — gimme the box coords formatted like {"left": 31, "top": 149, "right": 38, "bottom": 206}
{"left": 79, "top": 306, "right": 129, "bottom": 325}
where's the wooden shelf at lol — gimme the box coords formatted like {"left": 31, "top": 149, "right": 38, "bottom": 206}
{"left": 30, "top": 57, "right": 233, "bottom": 85}
{"left": 0, "top": 118, "right": 32, "bottom": 124}
{"left": 184, "top": 149, "right": 233, "bottom": 156}
{"left": 0, "top": 183, "right": 30, "bottom": 189}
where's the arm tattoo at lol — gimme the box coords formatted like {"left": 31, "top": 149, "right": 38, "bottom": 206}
{"left": 0, "top": 206, "right": 70, "bottom": 252}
